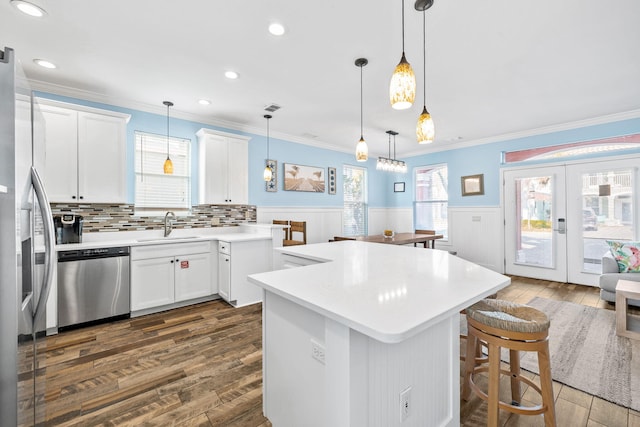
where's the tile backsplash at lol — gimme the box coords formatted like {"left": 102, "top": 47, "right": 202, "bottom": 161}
{"left": 50, "top": 203, "right": 257, "bottom": 233}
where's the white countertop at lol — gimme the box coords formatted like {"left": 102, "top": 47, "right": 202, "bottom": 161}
{"left": 248, "top": 241, "right": 510, "bottom": 344}
{"left": 54, "top": 224, "right": 274, "bottom": 251}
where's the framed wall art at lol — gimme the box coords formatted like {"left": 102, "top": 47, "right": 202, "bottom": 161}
{"left": 461, "top": 174, "right": 484, "bottom": 196}
{"left": 328, "top": 167, "right": 336, "bottom": 195}
{"left": 283, "top": 163, "right": 325, "bottom": 193}
{"left": 394, "top": 182, "right": 405, "bottom": 192}
{"left": 265, "top": 159, "right": 277, "bottom": 192}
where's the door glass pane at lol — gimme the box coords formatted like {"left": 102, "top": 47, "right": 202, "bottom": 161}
{"left": 514, "top": 176, "right": 553, "bottom": 267}
{"left": 581, "top": 169, "right": 634, "bottom": 273}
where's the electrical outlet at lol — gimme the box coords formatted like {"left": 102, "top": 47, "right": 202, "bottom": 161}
{"left": 311, "top": 339, "right": 325, "bottom": 364}
{"left": 400, "top": 387, "right": 411, "bottom": 422}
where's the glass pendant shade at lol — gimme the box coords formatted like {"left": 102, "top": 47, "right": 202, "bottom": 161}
{"left": 263, "top": 165, "right": 273, "bottom": 182}
{"left": 389, "top": 53, "right": 416, "bottom": 110}
{"left": 416, "top": 106, "right": 435, "bottom": 144}
{"left": 356, "top": 137, "right": 368, "bottom": 162}
{"left": 163, "top": 157, "right": 174, "bottom": 174}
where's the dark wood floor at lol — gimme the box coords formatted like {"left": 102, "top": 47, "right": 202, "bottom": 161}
{"left": 19, "top": 277, "right": 640, "bottom": 426}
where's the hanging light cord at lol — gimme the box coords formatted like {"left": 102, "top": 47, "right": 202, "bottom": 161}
{"left": 388, "top": 133, "right": 392, "bottom": 159}
{"left": 166, "top": 103, "right": 170, "bottom": 157}
{"left": 360, "top": 63, "right": 364, "bottom": 139}
{"left": 266, "top": 116, "right": 270, "bottom": 159}
{"left": 422, "top": 7, "right": 427, "bottom": 105}
{"left": 393, "top": 133, "right": 397, "bottom": 160}
{"left": 401, "top": 0, "right": 406, "bottom": 54}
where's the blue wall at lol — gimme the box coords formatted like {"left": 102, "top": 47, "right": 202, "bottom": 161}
{"left": 35, "top": 92, "right": 640, "bottom": 209}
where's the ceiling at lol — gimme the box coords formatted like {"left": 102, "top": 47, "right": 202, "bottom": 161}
{"left": 2, "top": 0, "right": 640, "bottom": 158}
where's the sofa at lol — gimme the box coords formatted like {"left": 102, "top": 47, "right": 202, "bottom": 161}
{"left": 599, "top": 251, "right": 640, "bottom": 307}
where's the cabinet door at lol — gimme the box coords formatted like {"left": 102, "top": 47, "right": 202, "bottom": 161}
{"left": 131, "top": 257, "right": 175, "bottom": 311}
{"left": 218, "top": 253, "right": 231, "bottom": 301}
{"left": 40, "top": 105, "right": 78, "bottom": 202}
{"left": 77, "top": 112, "right": 126, "bottom": 203}
{"left": 199, "top": 136, "right": 229, "bottom": 204}
{"left": 174, "top": 252, "right": 212, "bottom": 302}
{"left": 227, "top": 138, "right": 248, "bottom": 204}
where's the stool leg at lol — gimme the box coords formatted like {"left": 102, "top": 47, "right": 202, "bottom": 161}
{"left": 509, "top": 349, "right": 521, "bottom": 405}
{"left": 487, "top": 342, "right": 501, "bottom": 427}
{"left": 462, "top": 329, "right": 477, "bottom": 401}
{"left": 537, "top": 342, "right": 557, "bottom": 427}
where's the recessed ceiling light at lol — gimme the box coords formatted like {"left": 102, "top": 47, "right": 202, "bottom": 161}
{"left": 224, "top": 71, "right": 238, "bottom": 80}
{"left": 33, "top": 59, "right": 56, "bottom": 69}
{"left": 268, "top": 23, "right": 285, "bottom": 36}
{"left": 198, "top": 99, "right": 211, "bottom": 106}
{"left": 10, "top": 0, "right": 46, "bottom": 17}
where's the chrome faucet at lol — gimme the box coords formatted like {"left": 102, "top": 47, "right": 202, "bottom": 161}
{"left": 164, "top": 211, "right": 176, "bottom": 237}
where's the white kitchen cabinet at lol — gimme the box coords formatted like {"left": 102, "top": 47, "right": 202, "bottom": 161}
{"left": 37, "top": 99, "right": 130, "bottom": 203}
{"left": 131, "top": 256, "right": 175, "bottom": 310}
{"left": 131, "top": 241, "right": 213, "bottom": 313}
{"left": 197, "top": 128, "right": 251, "bottom": 204}
{"left": 217, "top": 239, "right": 271, "bottom": 307}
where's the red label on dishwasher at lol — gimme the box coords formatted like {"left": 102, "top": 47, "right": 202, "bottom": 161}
{"left": 180, "top": 260, "right": 189, "bottom": 269}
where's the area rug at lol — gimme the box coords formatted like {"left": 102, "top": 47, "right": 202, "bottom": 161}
{"left": 462, "top": 297, "right": 640, "bottom": 411}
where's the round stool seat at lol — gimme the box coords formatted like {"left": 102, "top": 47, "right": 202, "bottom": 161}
{"left": 465, "top": 298, "right": 549, "bottom": 334}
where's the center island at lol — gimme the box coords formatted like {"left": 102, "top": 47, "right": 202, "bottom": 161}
{"left": 248, "top": 241, "right": 511, "bottom": 427}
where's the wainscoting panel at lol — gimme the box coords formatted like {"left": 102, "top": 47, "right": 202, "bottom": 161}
{"left": 448, "top": 206, "right": 503, "bottom": 273}
{"left": 257, "top": 207, "right": 344, "bottom": 244}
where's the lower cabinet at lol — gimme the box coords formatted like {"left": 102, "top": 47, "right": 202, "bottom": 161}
{"left": 131, "top": 241, "right": 213, "bottom": 312}
{"left": 217, "top": 239, "right": 271, "bottom": 307}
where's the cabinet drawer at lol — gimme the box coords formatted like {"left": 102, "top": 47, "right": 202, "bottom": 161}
{"left": 132, "top": 241, "right": 212, "bottom": 260}
{"left": 218, "top": 241, "right": 230, "bottom": 255}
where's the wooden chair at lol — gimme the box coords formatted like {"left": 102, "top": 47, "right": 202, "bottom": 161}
{"left": 273, "top": 220, "right": 290, "bottom": 242}
{"left": 283, "top": 221, "right": 307, "bottom": 246}
{"left": 414, "top": 229, "right": 436, "bottom": 248}
{"left": 329, "top": 236, "right": 356, "bottom": 242}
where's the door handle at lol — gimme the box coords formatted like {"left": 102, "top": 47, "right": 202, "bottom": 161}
{"left": 31, "top": 167, "right": 56, "bottom": 328}
{"left": 553, "top": 218, "right": 566, "bottom": 234}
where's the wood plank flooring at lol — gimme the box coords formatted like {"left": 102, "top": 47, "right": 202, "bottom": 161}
{"left": 20, "top": 277, "right": 640, "bottom": 426}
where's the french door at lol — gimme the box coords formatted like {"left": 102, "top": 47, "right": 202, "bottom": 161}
{"left": 504, "top": 158, "right": 639, "bottom": 286}
{"left": 504, "top": 166, "right": 567, "bottom": 282}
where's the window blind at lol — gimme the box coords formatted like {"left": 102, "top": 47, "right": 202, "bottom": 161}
{"left": 343, "top": 165, "right": 367, "bottom": 236}
{"left": 135, "top": 131, "right": 191, "bottom": 209}
{"left": 414, "top": 164, "right": 448, "bottom": 238}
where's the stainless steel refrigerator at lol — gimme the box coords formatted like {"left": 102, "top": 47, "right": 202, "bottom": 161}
{"left": 0, "top": 47, "right": 56, "bottom": 426}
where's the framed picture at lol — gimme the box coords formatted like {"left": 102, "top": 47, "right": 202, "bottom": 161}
{"left": 461, "top": 174, "right": 484, "bottom": 196}
{"left": 283, "top": 163, "right": 325, "bottom": 192}
{"left": 328, "top": 167, "right": 337, "bottom": 195}
{"left": 394, "top": 182, "right": 405, "bottom": 193}
{"left": 265, "top": 159, "right": 277, "bottom": 192}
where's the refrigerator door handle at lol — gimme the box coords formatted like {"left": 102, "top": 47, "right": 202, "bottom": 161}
{"left": 31, "top": 166, "right": 55, "bottom": 327}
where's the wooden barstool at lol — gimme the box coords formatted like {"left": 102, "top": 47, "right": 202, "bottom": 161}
{"left": 462, "top": 299, "right": 556, "bottom": 427}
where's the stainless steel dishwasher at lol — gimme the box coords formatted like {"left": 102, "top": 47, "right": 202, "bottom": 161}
{"left": 57, "top": 246, "right": 130, "bottom": 328}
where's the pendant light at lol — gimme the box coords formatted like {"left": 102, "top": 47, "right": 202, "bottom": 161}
{"left": 162, "top": 101, "right": 174, "bottom": 174}
{"left": 389, "top": 0, "right": 416, "bottom": 110}
{"left": 263, "top": 114, "right": 273, "bottom": 181}
{"left": 355, "top": 58, "right": 369, "bottom": 162}
{"left": 416, "top": 0, "right": 435, "bottom": 144}
{"left": 376, "top": 130, "right": 407, "bottom": 173}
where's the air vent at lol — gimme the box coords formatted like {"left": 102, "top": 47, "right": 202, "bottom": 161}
{"left": 264, "top": 103, "right": 281, "bottom": 112}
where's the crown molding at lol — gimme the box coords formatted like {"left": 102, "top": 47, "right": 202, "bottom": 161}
{"left": 402, "top": 109, "right": 640, "bottom": 159}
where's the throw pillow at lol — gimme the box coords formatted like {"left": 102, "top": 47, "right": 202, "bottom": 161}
{"left": 606, "top": 240, "right": 640, "bottom": 273}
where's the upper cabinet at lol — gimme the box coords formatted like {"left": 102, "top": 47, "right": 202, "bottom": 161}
{"left": 37, "top": 99, "right": 130, "bottom": 203}
{"left": 197, "top": 128, "right": 250, "bottom": 205}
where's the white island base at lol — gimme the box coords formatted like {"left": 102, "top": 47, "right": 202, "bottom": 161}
{"left": 249, "top": 241, "right": 510, "bottom": 427}
{"left": 264, "top": 292, "right": 459, "bottom": 427}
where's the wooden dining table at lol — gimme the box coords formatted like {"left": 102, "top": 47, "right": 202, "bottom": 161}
{"left": 355, "top": 232, "right": 443, "bottom": 248}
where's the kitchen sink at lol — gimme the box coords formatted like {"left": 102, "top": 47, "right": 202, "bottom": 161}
{"left": 136, "top": 236, "right": 202, "bottom": 243}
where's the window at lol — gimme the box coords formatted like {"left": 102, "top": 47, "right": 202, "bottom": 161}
{"left": 414, "top": 164, "right": 448, "bottom": 238}
{"left": 135, "top": 131, "right": 191, "bottom": 210}
{"left": 343, "top": 165, "right": 367, "bottom": 236}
